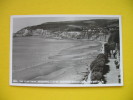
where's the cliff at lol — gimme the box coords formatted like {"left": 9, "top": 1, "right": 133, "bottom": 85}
{"left": 14, "top": 19, "right": 119, "bottom": 41}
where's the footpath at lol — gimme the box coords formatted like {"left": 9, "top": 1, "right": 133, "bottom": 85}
{"left": 84, "top": 41, "right": 121, "bottom": 84}
{"left": 105, "top": 57, "right": 120, "bottom": 84}
{"left": 101, "top": 41, "right": 120, "bottom": 84}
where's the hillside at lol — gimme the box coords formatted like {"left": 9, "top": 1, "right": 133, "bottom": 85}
{"left": 14, "top": 19, "right": 119, "bottom": 40}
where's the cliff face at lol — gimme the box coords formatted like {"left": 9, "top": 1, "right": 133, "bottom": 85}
{"left": 14, "top": 19, "right": 119, "bottom": 41}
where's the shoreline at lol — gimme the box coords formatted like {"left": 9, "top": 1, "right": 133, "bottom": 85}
{"left": 12, "top": 39, "right": 102, "bottom": 84}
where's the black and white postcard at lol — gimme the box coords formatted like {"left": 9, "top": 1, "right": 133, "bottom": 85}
{"left": 10, "top": 15, "right": 123, "bottom": 87}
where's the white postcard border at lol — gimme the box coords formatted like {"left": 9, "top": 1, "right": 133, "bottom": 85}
{"left": 10, "top": 15, "right": 123, "bottom": 87}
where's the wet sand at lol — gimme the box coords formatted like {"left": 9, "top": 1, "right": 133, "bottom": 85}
{"left": 13, "top": 37, "right": 102, "bottom": 84}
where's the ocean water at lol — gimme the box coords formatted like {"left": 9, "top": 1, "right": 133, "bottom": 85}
{"left": 13, "top": 37, "right": 100, "bottom": 71}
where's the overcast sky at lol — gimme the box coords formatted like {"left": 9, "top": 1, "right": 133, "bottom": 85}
{"left": 12, "top": 16, "right": 119, "bottom": 33}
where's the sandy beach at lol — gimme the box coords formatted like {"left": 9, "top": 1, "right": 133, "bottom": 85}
{"left": 12, "top": 37, "right": 102, "bottom": 84}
